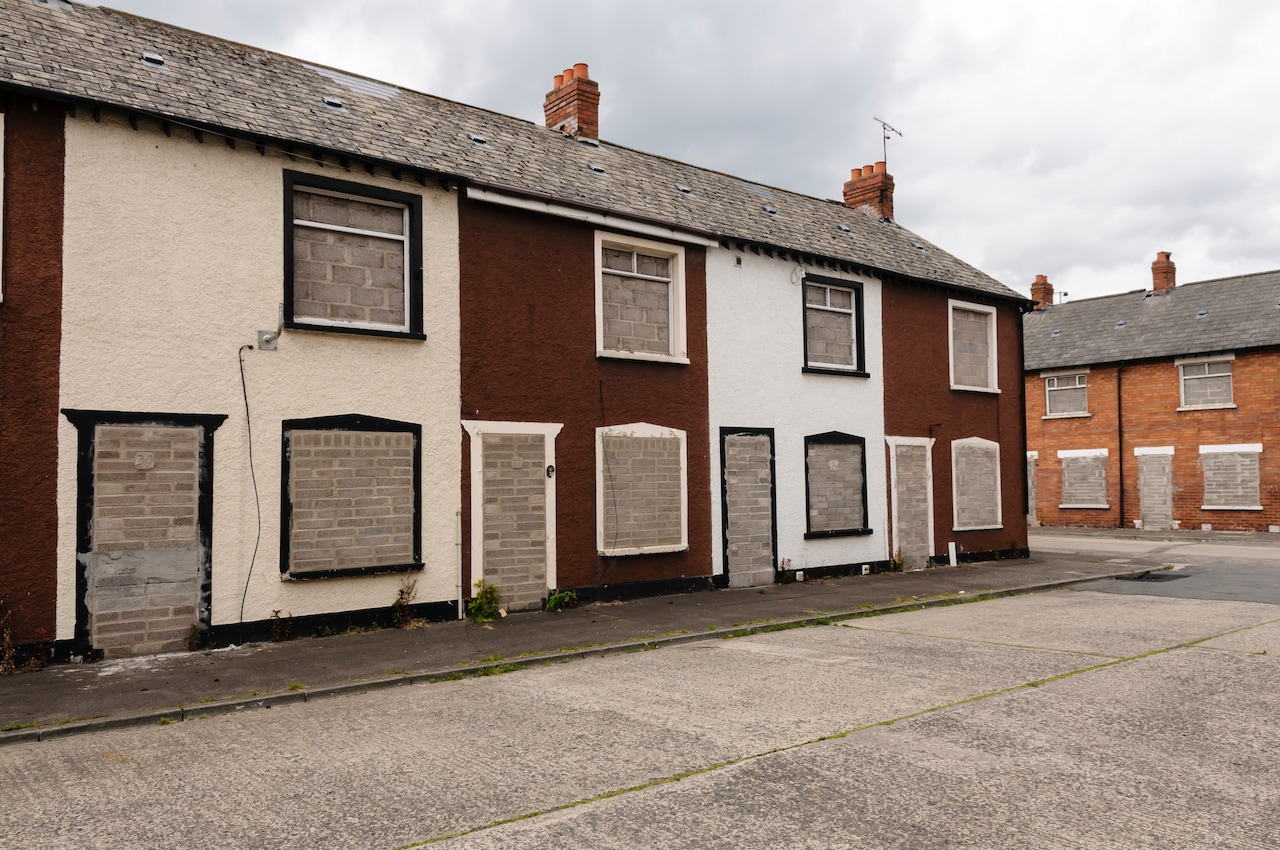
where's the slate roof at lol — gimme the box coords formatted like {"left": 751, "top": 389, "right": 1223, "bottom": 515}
{"left": 1024, "top": 270, "right": 1280, "bottom": 371}
{"left": 0, "top": 0, "right": 1025, "bottom": 303}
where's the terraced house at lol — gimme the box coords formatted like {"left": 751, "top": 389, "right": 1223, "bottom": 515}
{"left": 1024, "top": 256, "right": 1280, "bottom": 532}
{"left": 0, "top": 0, "right": 1029, "bottom": 660}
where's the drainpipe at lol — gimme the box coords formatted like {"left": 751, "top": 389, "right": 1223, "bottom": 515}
{"left": 456, "top": 510, "right": 464, "bottom": 619}
{"left": 1116, "top": 364, "right": 1125, "bottom": 528}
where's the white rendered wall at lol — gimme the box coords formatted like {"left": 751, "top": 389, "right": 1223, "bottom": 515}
{"left": 706, "top": 247, "right": 888, "bottom": 574}
{"left": 56, "top": 113, "right": 461, "bottom": 636}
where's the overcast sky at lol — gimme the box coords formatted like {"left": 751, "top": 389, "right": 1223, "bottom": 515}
{"left": 97, "top": 1, "right": 1280, "bottom": 301}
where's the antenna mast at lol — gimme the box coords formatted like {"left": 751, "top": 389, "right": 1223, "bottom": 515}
{"left": 874, "top": 116, "right": 902, "bottom": 166}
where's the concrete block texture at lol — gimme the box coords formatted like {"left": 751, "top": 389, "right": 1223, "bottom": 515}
{"left": 1201, "top": 451, "right": 1261, "bottom": 508}
{"left": 288, "top": 430, "right": 414, "bottom": 573}
{"left": 807, "top": 441, "right": 865, "bottom": 532}
{"left": 601, "top": 435, "right": 684, "bottom": 550}
{"left": 954, "top": 442, "right": 1000, "bottom": 528}
{"left": 482, "top": 433, "right": 547, "bottom": 611}
{"left": 951, "top": 307, "right": 990, "bottom": 387}
{"left": 893, "top": 443, "right": 931, "bottom": 566}
{"left": 722, "top": 434, "right": 774, "bottom": 587}
{"left": 1060, "top": 454, "right": 1107, "bottom": 506}
{"left": 1138, "top": 453, "right": 1174, "bottom": 529}
{"left": 601, "top": 273, "right": 671, "bottom": 355}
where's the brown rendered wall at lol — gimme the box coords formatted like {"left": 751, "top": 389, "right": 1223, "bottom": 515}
{"left": 458, "top": 200, "right": 711, "bottom": 592}
{"left": 881, "top": 283, "right": 1029, "bottom": 557}
{"left": 1025, "top": 351, "right": 1280, "bottom": 530}
{"left": 0, "top": 97, "right": 64, "bottom": 642}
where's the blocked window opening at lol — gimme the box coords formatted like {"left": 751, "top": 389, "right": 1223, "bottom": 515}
{"left": 596, "top": 423, "right": 688, "bottom": 555}
{"left": 1180, "top": 359, "right": 1233, "bottom": 409}
{"left": 1200, "top": 445, "right": 1262, "bottom": 510}
{"left": 1045, "top": 372, "right": 1088, "bottom": 416}
{"left": 804, "top": 276, "right": 864, "bottom": 374}
{"left": 596, "top": 233, "right": 686, "bottom": 362}
{"left": 1058, "top": 449, "right": 1108, "bottom": 508}
{"left": 285, "top": 171, "right": 423, "bottom": 337}
{"left": 282, "top": 416, "right": 421, "bottom": 577}
{"left": 949, "top": 300, "right": 998, "bottom": 392}
{"left": 952, "top": 437, "right": 1002, "bottom": 530}
{"left": 804, "top": 433, "right": 869, "bottom": 537}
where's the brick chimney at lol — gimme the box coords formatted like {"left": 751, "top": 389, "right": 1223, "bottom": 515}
{"left": 1030, "top": 274, "right": 1054, "bottom": 310}
{"left": 1151, "top": 251, "right": 1176, "bottom": 293}
{"left": 842, "top": 161, "right": 894, "bottom": 220}
{"left": 543, "top": 63, "right": 600, "bottom": 140}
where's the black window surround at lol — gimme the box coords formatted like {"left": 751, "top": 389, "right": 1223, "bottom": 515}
{"left": 283, "top": 171, "right": 425, "bottom": 340}
{"left": 801, "top": 273, "right": 868, "bottom": 377}
{"left": 803, "top": 431, "right": 873, "bottom": 538}
{"left": 280, "top": 413, "right": 423, "bottom": 579}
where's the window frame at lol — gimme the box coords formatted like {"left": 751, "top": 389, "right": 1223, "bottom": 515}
{"left": 948, "top": 299, "right": 1000, "bottom": 393}
{"left": 1056, "top": 447, "right": 1110, "bottom": 509}
{"left": 283, "top": 170, "right": 425, "bottom": 340}
{"left": 280, "top": 413, "right": 423, "bottom": 579}
{"left": 951, "top": 436, "right": 1003, "bottom": 531}
{"left": 1042, "top": 369, "right": 1090, "bottom": 418}
{"left": 1199, "top": 443, "right": 1263, "bottom": 511}
{"left": 595, "top": 422, "right": 689, "bottom": 556}
{"left": 0, "top": 112, "right": 5, "bottom": 302}
{"left": 594, "top": 231, "right": 688, "bottom": 364}
{"left": 803, "top": 431, "right": 872, "bottom": 538}
{"left": 801, "top": 273, "right": 867, "bottom": 377}
{"left": 1177, "top": 354, "right": 1235, "bottom": 411}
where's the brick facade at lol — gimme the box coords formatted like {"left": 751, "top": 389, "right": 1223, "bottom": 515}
{"left": 1025, "top": 349, "right": 1280, "bottom": 530}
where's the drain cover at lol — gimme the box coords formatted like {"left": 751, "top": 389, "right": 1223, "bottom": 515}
{"left": 1116, "top": 571, "right": 1190, "bottom": 583}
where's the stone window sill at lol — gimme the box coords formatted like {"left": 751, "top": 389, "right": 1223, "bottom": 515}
{"left": 1177, "top": 404, "right": 1236, "bottom": 412}
{"left": 1201, "top": 505, "right": 1263, "bottom": 511}
{"left": 1059, "top": 504, "right": 1110, "bottom": 509}
{"left": 952, "top": 524, "right": 1003, "bottom": 532}
{"left": 1043, "top": 412, "right": 1091, "bottom": 420}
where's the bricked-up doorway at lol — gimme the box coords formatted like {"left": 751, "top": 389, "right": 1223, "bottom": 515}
{"left": 1137, "top": 449, "right": 1175, "bottom": 530}
{"left": 887, "top": 437, "right": 935, "bottom": 570}
{"left": 463, "top": 422, "right": 563, "bottom": 612}
{"left": 64, "top": 411, "right": 226, "bottom": 658}
{"left": 720, "top": 429, "right": 777, "bottom": 588}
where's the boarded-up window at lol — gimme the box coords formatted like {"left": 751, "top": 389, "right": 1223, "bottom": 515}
{"left": 283, "top": 418, "right": 420, "bottom": 576}
{"left": 597, "top": 233, "right": 685, "bottom": 361}
{"left": 1045, "top": 373, "right": 1087, "bottom": 415}
{"left": 805, "top": 433, "right": 867, "bottom": 536}
{"left": 286, "top": 173, "right": 422, "bottom": 336}
{"left": 1200, "top": 445, "right": 1262, "bottom": 510}
{"left": 952, "top": 438, "right": 1002, "bottom": 529}
{"left": 1059, "top": 450, "right": 1108, "bottom": 508}
{"left": 950, "top": 301, "right": 997, "bottom": 390}
{"left": 804, "top": 280, "right": 861, "bottom": 370}
{"left": 1180, "top": 360, "right": 1233, "bottom": 408}
{"left": 597, "top": 424, "right": 687, "bottom": 555}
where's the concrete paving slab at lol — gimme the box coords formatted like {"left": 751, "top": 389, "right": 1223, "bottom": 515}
{"left": 839, "top": 588, "right": 1280, "bottom": 657}
{"left": 1197, "top": 619, "right": 1280, "bottom": 657}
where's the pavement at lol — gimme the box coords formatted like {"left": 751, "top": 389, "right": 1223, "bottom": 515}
{"left": 3, "top": 526, "right": 1277, "bottom": 746}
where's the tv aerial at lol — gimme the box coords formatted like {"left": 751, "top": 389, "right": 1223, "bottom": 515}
{"left": 874, "top": 116, "right": 902, "bottom": 166}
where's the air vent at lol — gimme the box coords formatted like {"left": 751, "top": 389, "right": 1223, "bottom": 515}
{"left": 676, "top": 184, "right": 694, "bottom": 195}
{"left": 762, "top": 204, "right": 779, "bottom": 218}
{"left": 466, "top": 133, "right": 491, "bottom": 148}
{"left": 141, "top": 51, "right": 166, "bottom": 68}
{"left": 1051, "top": 329, "right": 1062, "bottom": 337}
{"left": 836, "top": 224, "right": 853, "bottom": 234}
{"left": 1196, "top": 309, "right": 1209, "bottom": 319}
{"left": 588, "top": 163, "right": 607, "bottom": 175}
{"left": 911, "top": 241, "right": 927, "bottom": 251}
{"left": 322, "top": 95, "right": 345, "bottom": 110}
{"left": 577, "top": 137, "right": 601, "bottom": 148}
{"left": 1115, "top": 320, "right": 1127, "bottom": 329}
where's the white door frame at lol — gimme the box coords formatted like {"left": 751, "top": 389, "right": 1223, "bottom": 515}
{"left": 885, "top": 436, "right": 935, "bottom": 558}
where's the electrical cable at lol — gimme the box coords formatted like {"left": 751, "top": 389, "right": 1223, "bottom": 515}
{"left": 237, "top": 345, "right": 263, "bottom": 638}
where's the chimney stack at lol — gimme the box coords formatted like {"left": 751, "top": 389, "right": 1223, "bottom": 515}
{"left": 1151, "top": 251, "right": 1176, "bottom": 293}
{"left": 1030, "top": 274, "right": 1054, "bottom": 310}
{"left": 543, "top": 62, "right": 600, "bottom": 140}
{"left": 842, "top": 161, "right": 894, "bottom": 220}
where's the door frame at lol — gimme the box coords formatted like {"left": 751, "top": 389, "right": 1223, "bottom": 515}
{"left": 885, "top": 436, "right": 936, "bottom": 560}
{"left": 462, "top": 420, "right": 563, "bottom": 591}
{"left": 718, "top": 427, "right": 778, "bottom": 581}
{"left": 62, "top": 409, "right": 227, "bottom": 654}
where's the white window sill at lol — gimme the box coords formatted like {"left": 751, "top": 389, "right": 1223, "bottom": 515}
{"left": 1201, "top": 505, "right": 1263, "bottom": 511}
{"left": 952, "top": 524, "right": 1003, "bottom": 532}
{"left": 598, "top": 543, "right": 689, "bottom": 557}
{"left": 1059, "top": 504, "right": 1110, "bottom": 510}
{"left": 1043, "top": 412, "right": 1091, "bottom": 420}
{"left": 951, "top": 384, "right": 1001, "bottom": 394}
{"left": 597, "top": 350, "right": 690, "bottom": 365}
{"left": 1177, "top": 404, "right": 1237, "bottom": 412}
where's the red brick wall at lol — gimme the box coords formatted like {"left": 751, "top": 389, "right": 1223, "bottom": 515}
{"left": 0, "top": 97, "right": 65, "bottom": 643}
{"left": 882, "top": 284, "right": 1029, "bottom": 558}
{"left": 1025, "top": 348, "right": 1280, "bottom": 531}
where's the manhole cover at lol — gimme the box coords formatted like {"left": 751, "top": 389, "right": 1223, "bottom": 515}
{"left": 1116, "top": 571, "right": 1190, "bottom": 583}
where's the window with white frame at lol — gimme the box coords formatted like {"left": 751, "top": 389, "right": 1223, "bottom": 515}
{"left": 285, "top": 171, "right": 424, "bottom": 337}
{"left": 804, "top": 433, "right": 869, "bottom": 537}
{"left": 596, "top": 423, "right": 688, "bottom": 555}
{"left": 952, "top": 437, "right": 1002, "bottom": 530}
{"left": 596, "top": 232, "right": 686, "bottom": 362}
{"left": 949, "top": 300, "right": 999, "bottom": 391}
{"left": 1179, "top": 356, "right": 1234, "bottom": 409}
{"left": 803, "top": 276, "right": 865, "bottom": 373}
{"left": 1200, "top": 444, "right": 1262, "bottom": 510}
{"left": 1044, "top": 372, "right": 1088, "bottom": 416}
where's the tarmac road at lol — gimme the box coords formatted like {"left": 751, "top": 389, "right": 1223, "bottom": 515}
{"left": 2, "top": 575, "right": 1277, "bottom": 849}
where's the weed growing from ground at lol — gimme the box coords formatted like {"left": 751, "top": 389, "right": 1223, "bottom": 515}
{"left": 467, "top": 580, "right": 501, "bottom": 622}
